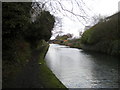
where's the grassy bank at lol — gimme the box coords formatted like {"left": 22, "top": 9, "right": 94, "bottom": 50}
{"left": 37, "top": 40, "right": 67, "bottom": 88}
{"left": 80, "top": 12, "right": 120, "bottom": 56}
{"left": 3, "top": 39, "right": 67, "bottom": 88}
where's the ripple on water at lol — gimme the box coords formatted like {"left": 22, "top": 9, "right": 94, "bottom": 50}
{"left": 45, "top": 44, "right": 119, "bottom": 88}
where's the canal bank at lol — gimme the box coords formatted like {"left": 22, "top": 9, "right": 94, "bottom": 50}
{"left": 3, "top": 41, "right": 67, "bottom": 88}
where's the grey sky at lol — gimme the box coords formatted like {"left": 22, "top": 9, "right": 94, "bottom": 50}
{"left": 1, "top": 0, "right": 119, "bottom": 39}
{"left": 8, "top": 0, "right": 118, "bottom": 39}
{"left": 45, "top": 0, "right": 119, "bottom": 39}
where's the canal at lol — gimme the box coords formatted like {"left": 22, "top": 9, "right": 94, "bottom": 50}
{"left": 45, "top": 44, "right": 119, "bottom": 88}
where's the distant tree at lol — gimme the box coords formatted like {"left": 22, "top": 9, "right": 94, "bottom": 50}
{"left": 91, "top": 14, "right": 106, "bottom": 26}
{"left": 79, "top": 31, "right": 83, "bottom": 36}
{"left": 55, "top": 33, "right": 73, "bottom": 40}
{"left": 66, "top": 33, "right": 73, "bottom": 38}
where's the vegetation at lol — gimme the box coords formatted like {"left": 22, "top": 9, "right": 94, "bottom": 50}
{"left": 49, "top": 12, "right": 119, "bottom": 56}
{"left": 3, "top": 39, "right": 32, "bottom": 88}
{"left": 3, "top": 2, "right": 66, "bottom": 88}
{"left": 55, "top": 34, "right": 72, "bottom": 41}
{"left": 80, "top": 12, "right": 120, "bottom": 56}
{"left": 64, "top": 38, "right": 81, "bottom": 48}
{"left": 37, "top": 41, "right": 66, "bottom": 88}
{"left": 50, "top": 33, "right": 82, "bottom": 48}
{"left": 50, "top": 34, "right": 73, "bottom": 44}
{"left": 24, "top": 11, "right": 55, "bottom": 47}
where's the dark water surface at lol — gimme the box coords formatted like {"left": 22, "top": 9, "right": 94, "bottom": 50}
{"left": 45, "top": 44, "right": 119, "bottom": 88}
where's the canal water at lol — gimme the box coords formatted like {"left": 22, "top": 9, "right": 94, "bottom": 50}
{"left": 45, "top": 44, "right": 119, "bottom": 88}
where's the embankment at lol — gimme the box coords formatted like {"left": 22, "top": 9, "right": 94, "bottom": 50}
{"left": 3, "top": 39, "right": 67, "bottom": 88}
{"left": 80, "top": 12, "right": 120, "bottom": 56}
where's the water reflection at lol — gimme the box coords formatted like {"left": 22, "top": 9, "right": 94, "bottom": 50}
{"left": 45, "top": 44, "right": 119, "bottom": 88}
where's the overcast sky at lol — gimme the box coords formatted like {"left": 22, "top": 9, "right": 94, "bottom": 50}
{"left": 63, "top": 0, "right": 119, "bottom": 37}
{"left": 37, "top": 0, "right": 119, "bottom": 39}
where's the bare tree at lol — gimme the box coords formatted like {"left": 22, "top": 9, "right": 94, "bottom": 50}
{"left": 32, "top": 0, "right": 93, "bottom": 25}
{"left": 91, "top": 14, "right": 107, "bottom": 26}
{"left": 31, "top": 0, "right": 96, "bottom": 39}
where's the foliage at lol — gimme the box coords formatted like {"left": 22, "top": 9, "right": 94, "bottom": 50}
{"left": 24, "top": 11, "right": 55, "bottom": 46}
{"left": 3, "top": 2, "right": 55, "bottom": 62}
{"left": 62, "top": 38, "right": 81, "bottom": 48}
{"left": 2, "top": 2, "right": 64, "bottom": 88}
{"left": 55, "top": 34, "right": 72, "bottom": 40}
{"left": 2, "top": 2, "right": 31, "bottom": 38}
{"left": 80, "top": 12, "right": 120, "bottom": 55}
{"left": 2, "top": 2, "right": 32, "bottom": 62}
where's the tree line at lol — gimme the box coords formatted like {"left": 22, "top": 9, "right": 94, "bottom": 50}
{"left": 3, "top": 2, "right": 55, "bottom": 61}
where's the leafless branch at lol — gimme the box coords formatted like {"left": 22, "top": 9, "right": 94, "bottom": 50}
{"left": 32, "top": 0, "right": 93, "bottom": 31}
